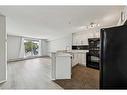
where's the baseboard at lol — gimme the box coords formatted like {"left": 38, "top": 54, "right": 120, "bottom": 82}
{"left": 78, "top": 63, "right": 86, "bottom": 67}
{"left": 51, "top": 78, "right": 56, "bottom": 80}
{"left": 7, "top": 56, "right": 50, "bottom": 63}
{"left": 0, "top": 79, "right": 7, "bottom": 84}
{"left": 72, "top": 64, "right": 79, "bottom": 68}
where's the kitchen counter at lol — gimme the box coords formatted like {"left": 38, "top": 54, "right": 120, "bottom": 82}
{"left": 52, "top": 50, "right": 88, "bottom": 67}
{"left": 51, "top": 50, "right": 89, "bottom": 80}
{"left": 55, "top": 52, "right": 72, "bottom": 57}
{"left": 71, "top": 50, "right": 88, "bottom": 53}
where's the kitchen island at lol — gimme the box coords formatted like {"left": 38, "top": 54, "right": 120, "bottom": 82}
{"left": 51, "top": 52, "right": 72, "bottom": 80}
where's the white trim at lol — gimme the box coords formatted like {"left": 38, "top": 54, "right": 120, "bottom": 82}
{"left": 7, "top": 56, "right": 50, "bottom": 63}
{"left": 0, "top": 79, "right": 7, "bottom": 84}
{"left": 5, "top": 33, "right": 7, "bottom": 83}
{"left": 7, "top": 34, "right": 48, "bottom": 40}
{"left": 51, "top": 78, "right": 56, "bottom": 80}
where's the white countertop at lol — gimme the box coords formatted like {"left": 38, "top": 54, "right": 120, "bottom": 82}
{"left": 52, "top": 52, "right": 72, "bottom": 57}
{"left": 71, "top": 50, "right": 88, "bottom": 54}
{"left": 51, "top": 50, "right": 89, "bottom": 56}
{"left": 56, "top": 53, "right": 72, "bottom": 57}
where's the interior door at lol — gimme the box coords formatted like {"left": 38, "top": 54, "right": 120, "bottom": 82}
{"left": 0, "top": 15, "right": 7, "bottom": 83}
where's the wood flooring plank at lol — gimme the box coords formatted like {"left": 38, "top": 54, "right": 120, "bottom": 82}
{"left": 54, "top": 64, "right": 99, "bottom": 89}
{"left": 0, "top": 58, "right": 62, "bottom": 89}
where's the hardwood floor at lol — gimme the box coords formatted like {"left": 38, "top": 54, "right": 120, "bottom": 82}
{"left": 54, "top": 64, "right": 99, "bottom": 89}
{"left": 0, "top": 57, "right": 99, "bottom": 89}
{"left": 0, "top": 58, "right": 62, "bottom": 89}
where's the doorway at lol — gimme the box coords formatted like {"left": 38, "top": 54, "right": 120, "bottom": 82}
{"left": 24, "top": 39, "right": 40, "bottom": 58}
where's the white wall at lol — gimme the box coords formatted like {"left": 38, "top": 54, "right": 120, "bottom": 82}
{"left": 48, "top": 34, "right": 72, "bottom": 54}
{"left": 7, "top": 35, "right": 49, "bottom": 60}
{"left": 0, "top": 15, "right": 6, "bottom": 82}
{"left": 7, "top": 35, "right": 21, "bottom": 60}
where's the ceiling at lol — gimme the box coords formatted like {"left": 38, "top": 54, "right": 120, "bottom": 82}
{"left": 0, "top": 6, "right": 125, "bottom": 40}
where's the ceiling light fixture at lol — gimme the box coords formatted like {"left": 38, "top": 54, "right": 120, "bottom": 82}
{"left": 88, "top": 22, "right": 100, "bottom": 29}
{"left": 77, "top": 22, "right": 100, "bottom": 31}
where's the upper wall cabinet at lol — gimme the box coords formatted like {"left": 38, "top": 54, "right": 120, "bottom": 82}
{"left": 117, "top": 7, "right": 127, "bottom": 26}
{"left": 72, "top": 28, "right": 100, "bottom": 45}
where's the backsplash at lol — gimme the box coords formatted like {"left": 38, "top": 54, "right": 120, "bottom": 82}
{"left": 72, "top": 45, "right": 89, "bottom": 50}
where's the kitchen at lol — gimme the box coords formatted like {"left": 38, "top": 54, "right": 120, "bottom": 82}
{"left": 51, "top": 23, "right": 100, "bottom": 89}
{"left": 50, "top": 6, "right": 127, "bottom": 89}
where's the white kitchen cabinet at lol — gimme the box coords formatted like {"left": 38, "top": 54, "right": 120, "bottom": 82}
{"left": 72, "top": 53, "right": 79, "bottom": 66}
{"left": 56, "top": 56, "right": 71, "bottom": 79}
{"left": 72, "top": 50, "right": 88, "bottom": 67}
{"left": 77, "top": 53, "right": 82, "bottom": 64}
{"left": 72, "top": 28, "right": 100, "bottom": 46}
{"left": 51, "top": 53, "right": 56, "bottom": 80}
{"left": 117, "top": 7, "right": 127, "bottom": 26}
{"left": 81, "top": 53, "right": 86, "bottom": 66}
{"left": 72, "top": 32, "right": 87, "bottom": 45}
{"left": 52, "top": 52, "right": 72, "bottom": 80}
{"left": 77, "top": 53, "right": 86, "bottom": 66}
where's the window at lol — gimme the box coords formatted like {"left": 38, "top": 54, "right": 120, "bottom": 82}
{"left": 24, "top": 39, "right": 40, "bottom": 57}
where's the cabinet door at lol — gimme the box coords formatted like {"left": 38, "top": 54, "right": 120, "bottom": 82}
{"left": 77, "top": 53, "right": 81, "bottom": 64}
{"left": 0, "top": 15, "right": 7, "bottom": 83}
{"left": 72, "top": 54, "right": 78, "bottom": 66}
{"left": 51, "top": 53, "right": 56, "bottom": 80}
{"left": 72, "top": 54, "right": 76, "bottom": 66}
{"left": 81, "top": 53, "right": 86, "bottom": 66}
{"left": 73, "top": 53, "right": 87, "bottom": 66}
{"left": 56, "top": 56, "right": 71, "bottom": 79}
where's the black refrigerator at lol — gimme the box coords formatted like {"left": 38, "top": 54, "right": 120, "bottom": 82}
{"left": 100, "top": 25, "right": 127, "bottom": 89}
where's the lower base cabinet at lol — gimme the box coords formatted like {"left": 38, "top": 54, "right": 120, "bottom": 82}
{"left": 72, "top": 52, "right": 87, "bottom": 67}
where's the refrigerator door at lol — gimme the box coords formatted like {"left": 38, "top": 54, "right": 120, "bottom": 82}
{"left": 100, "top": 25, "right": 127, "bottom": 89}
